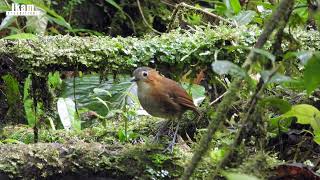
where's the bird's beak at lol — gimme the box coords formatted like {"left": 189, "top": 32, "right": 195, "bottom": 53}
{"left": 131, "top": 77, "right": 139, "bottom": 82}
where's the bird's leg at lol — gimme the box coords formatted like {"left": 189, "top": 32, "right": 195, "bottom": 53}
{"left": 164, "top": 120, "right": 180, "bottom": 153}
{"left": 153, "top": 120, "right": 170, "bottom": 142}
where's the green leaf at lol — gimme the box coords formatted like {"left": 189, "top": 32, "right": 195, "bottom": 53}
{"left": 251, "top": 48, "right": 275, "bottom": 62}
{"left": 297, "top": 51, "right": 313, "bottom": 65}
{"left": 212, "top": 60, "right": 247, "bottom": 78}
{"left": 1, "top": 138, "right": 24, "bottom": 144}
{"left": 295, "top": 6, "right": 308, "bottom": 22}
{"left": 210, "top": 148, "right": 226, "bottom": 163}
{"left": 24, "top": 99, "right": 35, "bottom": 126}
{"left": 314, "top": 132, "right": 320, "bottom": 144}
{"left": 96, "top": 97, "right": 110, "bottom": 112}
{"left": 93, "top": 88, "right": 112, "bottom": 97}
{"left": 261, "top": 71, "right": 291, "bottom": 83}
{"left": 233, "top": 10, "right": 256, "bottom": 25}
{"left": 260, "top": 97, "right": 291, "bottom": 113}
{"left": 118, "top": 129, "right": 127, "bottom": 142}
{"left": 26, "top": 9, "right": 48, "bottom": 35}
{"left": 61, "top": 74, "right": 133, "bottom": 117}
{"left": 13, "top": 0, "right": 71, "bottom": 29}
{"left": 48, "top": 72, "right": 62, "bottom": 89}
{"left": 0, "top": 5, "right": 10, "bottom": 13}
{"left": 281, "top": 104, "right": 320, "bottom": 132}
{"left": 2, "top": 74, "right": 21, "bottom": 107}
{"left": 105, "top": 0, "right": 123, "bottom": 12}
{"left": 224, "top": 172, "right": 260, "bottom": 180}
{"left": 281, "top": 78, "right": 305, "bottom": 91}
{"left": 285, "top": 51, "right": 314, "bottom": 65}
{"left": 23, "top": 75, "right": 37, "bottom": 127}
{"left": 57, "top": 98, "right": 81, "bottom": 131}
{"left": 0, "top": 15, "right": 17, "bottom": 30}
{"left": 3, "top": 33, "right": 37, "bottom": 40}
{"left": 229, "top": 0, "right": 241, "bottom": 14}
{"left": 269, "top": 116, "right": 292, "bottom": 132}
{"left": 182, "top": 83, "right": 205, "bottom": 106}
{"left": 303, "top": 54, "right": 320, "bottom": 94}
{"left": 46, "top": 15, "right": 71, "bottom": 29}
{"left": 314, "top": 11, "right": 320, "bottom": 30}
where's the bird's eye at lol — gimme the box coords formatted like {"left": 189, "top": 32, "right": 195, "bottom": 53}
{"left": 142, "top": 71, "right": 148, "bottom": 77}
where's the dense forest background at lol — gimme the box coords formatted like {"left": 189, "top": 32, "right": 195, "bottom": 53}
{"left": 0, "top": 0, "right": 320, "bottom": 179}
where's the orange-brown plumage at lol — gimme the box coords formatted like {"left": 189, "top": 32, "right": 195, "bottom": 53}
{"left": 132, "top": 67, "right": 200, "bottom": 119}
{"left": 132, "top": 67, "right": 201, "bottom": 152}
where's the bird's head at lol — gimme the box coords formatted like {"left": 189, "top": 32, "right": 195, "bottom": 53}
{"left": 131, "top": 67, "right": 158, "bottom": 84}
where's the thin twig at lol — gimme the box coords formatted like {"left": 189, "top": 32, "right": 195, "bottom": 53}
{"left": 160, "top": 0, "right": 176, "bottom": 7}
{"left": 242, "top": 0, "right": 295, "bottom": 69}
{"left": 209, "top": 91, "right": 227, "bottom": 105}
{"left": 182, "top": 0, "right": 294, "bottom": 178}
{"left": 212, "top": 66, "right": 280, "bottom": 178}
{"left": 179, "top": 3, "right": 236, "bottom": 26}
{"left": 125, "top": 14, "right": 137, "bottom": 35}
{"left": 181, "top": 80, "right": 241, "bottom": 180}
{"left": 73, "top": 70, "right": 79, "bottom": 117}
{"left": 166, "top": 2, "right": 235, "bottom": 32}
{"left": 136, "top": 0, "right": 162, "bottom": 34}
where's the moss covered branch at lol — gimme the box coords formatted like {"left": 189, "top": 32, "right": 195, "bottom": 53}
{"left": 0, "top": 142, "right": 184, "bottom": 179}
{"left": 0, "top": 26, "right": 319, "bottom": 77}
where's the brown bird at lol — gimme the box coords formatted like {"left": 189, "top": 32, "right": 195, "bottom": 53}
{"left": 131, "top": 67, "right": 201, "bottom": 152}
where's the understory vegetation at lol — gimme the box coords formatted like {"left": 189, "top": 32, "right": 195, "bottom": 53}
{"left": 0, "top": 0, "right": 320, "bottom": 179}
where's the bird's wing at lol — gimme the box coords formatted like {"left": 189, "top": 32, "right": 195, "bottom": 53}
{"left": 150, "top": 73, "right": 201, "bottom": 117}
{"left": 163, "top": 78, "right": 200, "bottom": 115}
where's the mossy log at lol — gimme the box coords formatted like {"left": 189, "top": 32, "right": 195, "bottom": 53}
{"left": 0, "top": 142, "right": 184, "bottom": 179}
{"left": 1, "top": 26, "right": 319, "bottom": 77}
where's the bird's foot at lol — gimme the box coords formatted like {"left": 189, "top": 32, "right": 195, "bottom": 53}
{"left": 153, "top": 130, "right": 163, "bottom": 143}
{"left": 163, "top": 121, "right": 180, "bottom": 154}
{"left": 152, "top": 120, "right": 170, "bottom": 143}
{"left": 163, "top": 141, "right": 175, "bottom": 153}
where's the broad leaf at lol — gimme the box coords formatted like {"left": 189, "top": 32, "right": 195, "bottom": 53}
{"left": 48, "top": 72, "right": 62, "bottom": 89}
{"left": 284, "top": 51, "right": 314, "bottom": 65}
{"left": 281, "top": 78, "right": 305, "bottom": 91}
{"left": 295, "top": 51, "right": 313, "bottom": 65}
{"left": 314, "top": 132, "right": 320, "bottom": 144}
{"left": 233, "top": 10, "right": 256, "bottom": 25}
{"left": 212, "top": 60, "right": 247, "bottom": 78}
{"left": 3, "top": 33, "right": 37, "bottom": 40}
{"left": 251, "top": 48, "right": 275, "bottom": 62}
{"left": 23, "top": 75, "right": 36, "bottom": 127}
{"left": 105, "top": 0, "right": 123, "bottom": 12}
{"left": 229, "top": 0, "right": 241, "bottom": 14}
{"left": 182, "top": 83, "right": 205, "bottom": 106}
{"left": 57, "top": 98, "right": 80, "bottom": 131}
{"left": 61, "top": 75, "right": 132, "bottom": 116}
{"left": 0, "top": 5, "right": 10, "bottom": 13}
{"left": 26, "top": 8, "right": 48, "bottom": 35}
{"left": 281, "top": 104, "right": 320, "bottom": 132}
{"left": 261, "top": 71, "right": 291, "bottom": 83}
{"left": 46, "top": 15, "right": 71, "bottom": 29}
{"left": 303, "top": 54, "right": 320, "bottom": 94}
{"left": 13, "top": 0, "right": 71, "bottom": 29}
{"left": 260, "top": 97, "right": 291, "bottom": 113}
{"left": 0, "top": 15, "right": 17, "bottom": 30}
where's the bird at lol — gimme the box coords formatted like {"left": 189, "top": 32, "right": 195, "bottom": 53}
{"left": 131, "top": 67, "right": 201, "bottom": 152}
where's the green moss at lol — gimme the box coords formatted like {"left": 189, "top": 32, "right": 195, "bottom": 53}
{"left": 0, "top": 25, "right": 267, "bottom": 76}
{"left": 229, "top": 152, "right": 281, "bottom": 179}
{"left": 119, "top": 144, "right": 185, "bottom": 179}
{"left": 0, "top": 115, "right": 163, "bottom": 145}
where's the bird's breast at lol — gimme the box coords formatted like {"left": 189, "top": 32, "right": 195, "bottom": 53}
{"left": 136, "top": 82, "right": 174, "bottom": 118}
